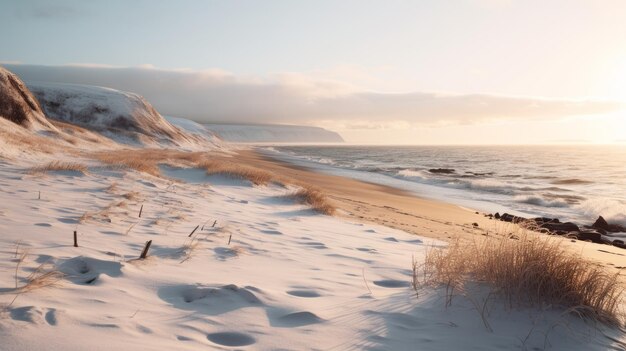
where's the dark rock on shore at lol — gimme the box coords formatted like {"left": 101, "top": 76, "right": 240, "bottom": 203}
{"left": 500, "top": 213, "right": 526, "bottom": 223}
{"left": 540, "top": 222, "right": 579, "bottom": 233}
{"left": 429, "top": 168, "right": 455, "bottom": 174}
{"left": 591, "top": 216, "right": 626, "bottom": 233}
{"left": 533, "top": 217, "right": 559, "bottom": 224}
{"left": 575, "top": 231, "right": 604, "bottom": 244}
{"left": 592, "top": 216, "right": 609, "bottom": 230}
{"left": 489, "top": 211, "right": 625, "bottom": 250}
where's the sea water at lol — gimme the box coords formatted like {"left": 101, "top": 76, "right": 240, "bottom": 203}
{"left": 263, "top": 145, "right": 626, "bottom": 230}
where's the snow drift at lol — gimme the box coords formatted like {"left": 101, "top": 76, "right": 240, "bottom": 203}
{"left": 204, "top": 124, "right": 344, "bottom": 143}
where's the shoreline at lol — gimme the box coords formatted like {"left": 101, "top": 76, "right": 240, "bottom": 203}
{"left": 233, "top": 149, "right": 493, "bottom": 242}
{"left": 233, "top": 148, "right": 626, "bottom": 272}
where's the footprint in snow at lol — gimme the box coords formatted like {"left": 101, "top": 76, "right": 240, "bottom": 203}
{"left": 207, "top": 332, "right": 256, "bottom": 347}
{"left": 272, "top": 311, "right": 324, "bottom": 327}
{"left": 373, "top": 280, "right": 410, "bottom": 288}
{"left": 260, "top": 229, "right": 282, "bottom": 235}
{"left": 8, "top": 306, "right": 60, "bottom": 326}
{"left": 286, "top": 290, "right": 322, "bottom": 298}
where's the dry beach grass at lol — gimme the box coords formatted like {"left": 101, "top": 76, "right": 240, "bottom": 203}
{"left": 418, "top": 228, "right": 625, "bottom": 327}
{"left": 91, "top": 149, "right": 335, "bottom": 214}
{"left": 199, "top": 159, "right": 281, "bottom": 186}
{"left": 286, "top": 186, "right": 336, "bottom": 215}
{"left": 29, "top": 161, "right": 88, "bottom": 175}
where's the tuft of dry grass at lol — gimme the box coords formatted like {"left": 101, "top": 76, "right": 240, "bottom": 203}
{"left": 106, "top": 181, "right": 118, "bottom": 193}
{"left": 10, "top": 252, "right": 64, "bottom": 294}
{"left": 92, "top": 149, "right": 210, "bottom": 176}
{"left": 286, "top": 186, "right": 335, "bottom": 215}
{"left": 91, "top": 149, "right": 335, "bottom": 215}
{"left": 179, "top": 236, "right": 203, "bottom": 264}
{"left": 29, "top": 161, "right": 88, "bottom": 175}
{"left": 80, "top": 200, "right": 127, "bottom": 223}
{"left": 19, "top": 265, "right": 64, "bottom": 293}
{"left": 417, "top": 230, "right": 625, "bottom": 326}
{"left": 122, "top": 191, "right": 141, "bottom": 201}
{"left": 199, "top": 160, "right": 282, "bottom": 186}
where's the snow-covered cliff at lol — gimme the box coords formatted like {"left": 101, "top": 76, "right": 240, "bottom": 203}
{"left": 204, "top": 124, "right": 344, "bottom": 143}
{"left": 28, "top": 82, "right": 221, "bottom": 148}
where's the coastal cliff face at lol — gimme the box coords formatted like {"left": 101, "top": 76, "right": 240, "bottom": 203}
{"left": 28, "top": 82, "right": 192, "bottom": 145}
{"left": 203, "top": 123, "right": 344, "bottom": 143}
{"left": 0, "top": 66, "right": 225, "bottom": 153}
{"left": 0, "top": 66, "right": 55, "bottom": 131}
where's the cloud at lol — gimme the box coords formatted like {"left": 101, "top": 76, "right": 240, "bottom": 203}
{"left": 12, "top": 2, "right": 82, "bottom": 20}
{"left": 3, "top": 63, "right": 622, "bottom": 128}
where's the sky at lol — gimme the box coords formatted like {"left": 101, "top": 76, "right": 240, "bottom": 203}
{"left": 1, "top": 0, "right": 626, "bottom": 144}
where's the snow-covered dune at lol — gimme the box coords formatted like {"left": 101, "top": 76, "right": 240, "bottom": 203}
{"left": 204, "top": 123, "right": 344, "bottom": 143}
{"left": 165, "top": 116, "right": 223, "bottom": 149}
{"left": 0, "top": 158, "right": 622, "bottom": 350}
{"left": 28, "top": 82, "right": 216, "bottom": 148}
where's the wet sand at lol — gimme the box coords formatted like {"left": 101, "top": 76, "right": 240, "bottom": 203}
{"left": 231, "top": 149, "right": 626, "bottom": 273}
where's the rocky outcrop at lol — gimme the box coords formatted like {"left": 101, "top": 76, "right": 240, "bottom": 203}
{"left": 591, "top": 216, "right": 626, "bottom": 233}
{"left": 0, "top": 66, "right": 55, "bottom": 130}
{"left": 490, "top": 212, "right": 624, "bottom": 249}
{"left": 592, "top": 216, "right": 610, "bottom": 231}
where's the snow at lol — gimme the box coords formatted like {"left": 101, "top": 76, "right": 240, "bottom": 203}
{"left": 165, "top": 116, "right": 223, "bottom": 146}
{"left": 204, "top": 123, "right": 344, "bottom": 143}
{"left": 27, "top": 82, "right": 223, "bottom": 149}
{"left": 0, "top": 155, "right": 623, "bottom": 350}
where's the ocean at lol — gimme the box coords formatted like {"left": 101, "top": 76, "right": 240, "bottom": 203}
{"left": 262, "top": 145, "right": 626, "bottom": 229}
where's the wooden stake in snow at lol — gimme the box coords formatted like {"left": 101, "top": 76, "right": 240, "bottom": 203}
{"left": 188, "top": 225, "right": 200, "bottom": 237}
{"left": 138, "top": 204, "right": 144, "bottom": 218}
{"left": 228, "top": 234, "right": 232, "bottom": 245}
{"left": 212, "top": 220, "right": 217, "bottom": 227}
{"left": 73, "top": 231, "right": 78, "bottom": 247}
{"left": 139, "top": 240, "right": 152, "bottom": 259}
{"left": 38, "top": 191, "right": 40, "bottom": 200}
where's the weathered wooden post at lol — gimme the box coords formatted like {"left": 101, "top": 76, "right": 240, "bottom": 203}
{"left": 188, "top": 225, "right": 200, "bottom": 237}
{"left": 139, "top": 240, "right": 152, "bottom": 259}
{"left": 138, "top": 204, "right": 144, "bottom": 218}
{"left": 73, "top": 231, "right": 78, "bottom": 247}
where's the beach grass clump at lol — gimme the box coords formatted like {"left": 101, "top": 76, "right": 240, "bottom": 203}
{"left": 419, "top": 232, "right": 625, "bottom": 326}
{"left": 122, "top": 191, "right": 141, "bottom": 201}
{"left": 18, "top": 265, "right": 64, "bottom": 293}
{"left": 79, "top": 200, "right": 127, "bottom": 223}
{"left": 92, "top": 149, "right": 209, "bottom": 176}
{"left": 12, "top": 252, "right": 64, "bottom": 294}
{"left": 287, "top": 186, "right": 336, "bottom": 215}
{"left": 199, "top": 160, "right": 281, "bottom": 186}
{"left": 29, "top": 161, "right": 88, "bottom": 175}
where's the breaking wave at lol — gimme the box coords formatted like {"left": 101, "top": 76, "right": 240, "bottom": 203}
{"left": 576, "top": 199, "right": 626, "bottom": 227}
{"left": 514, "top": 195, "right": 569, "bottom": 208}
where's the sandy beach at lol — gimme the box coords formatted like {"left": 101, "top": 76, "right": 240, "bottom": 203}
{"left": 1, "top": 59, "right": 625, "bottom": 350}
{"left": 234, "top": 148, "right": 626, "bottom": 273}
{"left": 0, "top": 147, "right": 623, "bottom": 350}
